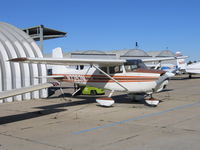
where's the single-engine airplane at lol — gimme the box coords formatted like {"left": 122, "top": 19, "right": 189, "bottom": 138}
{"left": 7, "top": 48, "right": 186, "bottom": 107}
{"left": 175, "top": 51, "right": 200, "bottom": 78}
{"left": 185, "top": 62, "right": 200, "bottom": 78}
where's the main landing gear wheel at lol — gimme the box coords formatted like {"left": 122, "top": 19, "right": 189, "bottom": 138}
{"left": 96, "top": 90, "right": 115, "bottom": 107}
{"left": 96, "top": 97, "right": 115, "bottom": 107}
{"left": 145, "top": 96, "right": 160, "bottom": 107}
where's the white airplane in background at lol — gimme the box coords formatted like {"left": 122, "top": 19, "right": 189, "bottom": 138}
{"left": 175, "top": 51, "right": 200, "bottom": 78}
{"left": 186, "top": 62, "right": 200, "bottom": 78}
{"left": 7, "top": 48, "right": 186, "bottom": 107}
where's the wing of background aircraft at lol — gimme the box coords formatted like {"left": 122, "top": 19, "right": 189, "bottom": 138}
{"left": 0, "top": 82, "right": 59, "bottom": 99}
{"left": 142, "top": 56, "right": 188, "bottom": 62}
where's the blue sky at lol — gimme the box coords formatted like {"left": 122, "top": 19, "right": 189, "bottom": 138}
{"left": 1, "top": 0, "right": 200, "bottom": 60}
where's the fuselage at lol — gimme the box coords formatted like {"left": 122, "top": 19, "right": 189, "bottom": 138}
{"left": 186, "top": 62, "right": 200, "bottom": 74}
{"left": 51, "top": 59, "right": 166, "bottom": 94}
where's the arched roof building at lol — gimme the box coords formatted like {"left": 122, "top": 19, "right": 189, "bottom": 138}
{"left": 157, "top": 50, "right": 175, "bottom": 57}
{"left": 82, "top": 50, "right": 107, "bottom": 54}
{"left": 0, "top": 22, "right": 47, "bottom": 103}
{"left": 147, "top": 50, "right": 175, "bottom": 57}
{"left": 122, "top": 49, "right": 150, "bottom": 57}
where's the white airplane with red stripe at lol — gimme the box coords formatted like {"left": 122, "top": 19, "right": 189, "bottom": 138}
{"left": 8, "top": 48, "right": 185, "bottom": 107}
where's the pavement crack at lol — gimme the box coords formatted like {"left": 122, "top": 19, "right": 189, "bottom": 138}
{"left": 99, "top": 134, "right": 139, "bottom": 148}
{"left": 182, "top": 128, "right": 199, "bottom": 132}
{"left": 20, "top": 127, "right": 33, "bottom": 130}
{"left": 115, "top": 135, "right": 139, "bottom": 143}
{"left": 0, "top": 132, "right": 69, "bottom": 150}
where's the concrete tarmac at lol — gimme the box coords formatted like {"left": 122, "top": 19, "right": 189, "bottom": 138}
{"left": 1, "top": 75, "right": 200, "bottom": 150}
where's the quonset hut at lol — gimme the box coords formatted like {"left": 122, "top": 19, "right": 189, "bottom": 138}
{"left": 0, "top": 22, "right": 47, "bottom": 103}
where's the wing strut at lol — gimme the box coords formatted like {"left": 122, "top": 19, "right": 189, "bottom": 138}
{"left": 92, "top": 65, "right": 128, "bottom": 91}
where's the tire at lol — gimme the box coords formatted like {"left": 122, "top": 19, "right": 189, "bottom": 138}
{"left": 91, "top": 90, "right": 97, "bottom": 95}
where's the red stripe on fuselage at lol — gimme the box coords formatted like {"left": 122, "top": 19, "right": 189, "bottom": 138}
{"left": 51, "top": 74, "right": 159, "bottom": 83}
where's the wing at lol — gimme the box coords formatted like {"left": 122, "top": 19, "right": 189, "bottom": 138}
{"left": 9, "top": 57, "right": 126, "bottom": 66}
{"left": 142, "top": 56, "right": 188, "bottom": 62}
{"left": 0, "top": 82, "right": 59, "bottom": 99}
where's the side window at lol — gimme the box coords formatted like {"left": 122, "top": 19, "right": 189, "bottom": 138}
{"left": 125, "top": 64, "right": 138, "bottom": 72}
{"left": 100, "top": 66, "right": 123, "bottom": 74}
{"left": 109, "top": 66, "right": 123, "bottom": 74}
{"left": 109, "top": 66, "right": 115, "bottom": 74}
{"left": 100, "top": 66, "right": 108, "bottom": 73}
{"left": 47, "top": 69, "right": 52, "bottom": 75}
{"left": 80, "top": 65, "right": 84, "bottom": 70}
{"left": 76, "top": 65, "right": 85, "bottom": 70}
{"left": 114, "top": 65, "right": 123, "bottom": 73}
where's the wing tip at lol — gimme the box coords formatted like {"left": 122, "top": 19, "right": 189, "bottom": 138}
{"left": 9, "top": 57, "right": 28, "bottom": 62}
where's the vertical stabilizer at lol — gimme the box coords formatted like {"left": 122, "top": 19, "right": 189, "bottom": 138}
{"left": 52, "top": 47, "right": 63, "bottom": 58}
{"left": 176, "top": 51, "right": 186, "bottom": 70}
{"left": 52, "top": 47, "right": 66, "bottom": 74}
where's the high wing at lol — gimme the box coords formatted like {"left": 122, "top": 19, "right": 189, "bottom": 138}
{"left": 9, "top": 57, "right": 126, "bottom": 66}
{"left": 0, "top": 82, "right": 59, "bottom": 99}
{"left": 9, "top": 56, "right": 188, "bottom": 66}
{"left": 142, "top": 56, "right": 188, "bottom": 62}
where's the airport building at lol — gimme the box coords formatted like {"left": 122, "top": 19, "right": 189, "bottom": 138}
{"left": 59, "top": 49, "right": 175, "bottom": 59}
{"left": 59, "top": 49, "right": 176, "bottom": 66}
{"left": 0, "top": 22, "right": 66, "bottom": 103}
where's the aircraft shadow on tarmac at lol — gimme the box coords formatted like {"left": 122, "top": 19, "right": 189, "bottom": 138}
{"left": 158, "top": 89, "right": 173, "bottom": 93}
{"left": 0, "top": 94, "right": 98, "bottom": 125}
{"left": 0, "top": 88, "right": 173, "bottom": 125}
{"left": 0, "top": 108, "right": 66, "bottom": 125}
{"left": 171, "top": 76, "right": 200, "bottom": 80}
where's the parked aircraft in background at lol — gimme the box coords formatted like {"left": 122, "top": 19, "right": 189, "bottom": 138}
{"left": 184, "top": 62, "right": 200, "bottom": 78}
{"left": 175, "top": 51, "right": 200, "bottom": 78}
{"left": 8, "top": 48, "right": 186, "bottom": 107}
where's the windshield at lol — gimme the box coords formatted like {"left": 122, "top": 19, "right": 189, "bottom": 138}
{"left": 124, "top": 59, "right": 147, "bottom": 72}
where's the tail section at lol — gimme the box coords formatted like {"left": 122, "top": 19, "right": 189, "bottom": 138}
{"left": 52, "top": 47, "right": 64, "bottom": 58}
{"left": 51, "top": 47, "right": 66, "bottom": 75}
{"left": 175, "top": 51, "right": 187, "bottom": 71}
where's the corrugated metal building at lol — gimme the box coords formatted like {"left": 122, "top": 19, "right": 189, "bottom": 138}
{"left": 0, "top": 22, "right": 47, "bottom": 103}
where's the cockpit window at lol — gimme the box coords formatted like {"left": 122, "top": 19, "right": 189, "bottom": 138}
{"left": 124, "top": 59, "right": 147, "bottom": 72}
